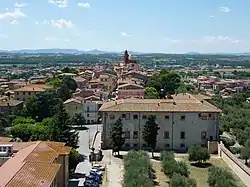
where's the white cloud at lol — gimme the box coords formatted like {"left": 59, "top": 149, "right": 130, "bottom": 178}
{"left": 209, "top": 15, "right": 215, "bottom": 19}
{"left": 14, "top": 3, "right": 26, "bottom": 8}
{"left": 42, "top": 19, "right": 74, "bottom": 28}
{"left": 164, "top": 38, "right": 181, "bottom": 44}
{"left": 5, "top": 8, "right": 9, "bottom": 11}
{"left": 219, "top": 6, "right": 231, "bottom": 13}
{"left": 45, "top": 37, "right": 70, "bottom": 43}
{"left": 48, "top": 0, "right": 68, "bottom": 8}
{"left": 0, "top": 8, "right": 26, "bottom": 21}
{"left": 10, "top": 20, "right": 19, "bottom": 25}
{"left": 77, "top": 2, "right": 90, "bottom": 8}
{"left": 121, "top": 32, "right": 131, "bottom": 37}
{"left": 202, "top": 36, "right": 239, "bottom": 43}
{"left": 35, "top": 21, "right": 39, "bottom": 25}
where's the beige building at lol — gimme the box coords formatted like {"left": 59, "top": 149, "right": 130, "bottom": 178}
{"left": 99, "top": 94, "right": 221, "bottom": 151}
{"left": 13, "top": 84, "right": 52, "bottom": 104}
{"left": 0, "top": 141, "right": 71, "bottom": 187}
{"left": 64, "top": 97, "right": 83, "bottom": 117}
{"left": 99, "top": 74, "right": 117, "bottom": 92}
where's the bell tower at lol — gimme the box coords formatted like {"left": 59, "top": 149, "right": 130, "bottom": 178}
{"left": 124, "top": 50, "right": 129, "bottom": 64}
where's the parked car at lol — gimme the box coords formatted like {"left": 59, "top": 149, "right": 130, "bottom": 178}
{"left": 92, "top": 165, "right": 105, "bottom": 171}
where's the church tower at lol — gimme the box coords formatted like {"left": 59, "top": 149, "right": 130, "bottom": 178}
{"left": 124, "top": 50, "right": 129, "bottom": 64}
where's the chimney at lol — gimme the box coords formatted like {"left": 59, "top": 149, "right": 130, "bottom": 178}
{"left": 201, "top": 100, "right": 204, "bottom": 103}
{"left": 115, "top": 101, "right": 117, "bottom": 105}
{"left": 158, "top": 103, "right": 160, "bottom": 106}
{"left": 173, "top": 102, "right": 176, "bottom": 105}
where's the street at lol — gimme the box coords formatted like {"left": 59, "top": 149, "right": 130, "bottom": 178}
{"left": 75, "top": 124, "right": 102, "bottom": 175}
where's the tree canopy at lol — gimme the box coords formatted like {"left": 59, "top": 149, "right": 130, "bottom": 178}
{"left": 111, "top": 118, "right": 125, "bottom": 155}
{"left": 145, "top": 87, "right": 159, "bottom": 99}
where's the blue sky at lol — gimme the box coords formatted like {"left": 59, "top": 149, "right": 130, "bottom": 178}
{"left": 0, "top": 0, "right": 249, "bottom": 53}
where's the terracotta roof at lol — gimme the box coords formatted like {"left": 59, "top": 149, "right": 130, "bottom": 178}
{"left": 5, "top": 162, "right": 60, "bottom": 187}
{"left": 0, "top": 137, "right": 12, "bottom": 142}
{"left": 63, "top": 98, "right": 83, "bottom": 105}
{"left": 0, "top": 99, "right": 23, "bottom": 107}
{"left": 118, "top": 83, "right": 144, "bottom": 89}
{"left": 99, "top": 94, "right": 221, "bottom": 113}
{"left": 25, "top": 142, "right": 58, "bottom": 163}
{"left": 13, "top": 84, "right": 52, "bottom": 92}
{"left": 46, "top": 141, "right": 71, "bottom": 155}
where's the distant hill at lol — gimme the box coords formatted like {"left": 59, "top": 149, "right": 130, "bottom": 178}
{"left": 0, "top": 49, "right": 110, "bottom": 54}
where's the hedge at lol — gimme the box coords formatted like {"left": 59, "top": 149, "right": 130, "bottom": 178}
{"left": 123, "top": 150, "right": 154, "bottom": 187}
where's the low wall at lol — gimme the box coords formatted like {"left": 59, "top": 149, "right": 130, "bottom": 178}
{"left": 218, "top": 144, "right": 250, "bottom": 187}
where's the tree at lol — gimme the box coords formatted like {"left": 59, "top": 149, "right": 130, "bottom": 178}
{"left": 188, "top": 146, "right": 210, "bottom": 164}
{"left": 147, "top": 70, "right": 181, "bottom": 96}
{"left": 142, "top": 115, "right": 160, "bottom": 157}
{"left": 170, "top": 173, "right": 196, "bottom": 187}
{"left": 69, "top": 148, "right": 84, "bottom": 173}
{"left": 57, "top": 84, "right": 71, "bottom": 101}
{"left": 240, "top": 139, "right": 250, "bottom": 165}
{"left": 49, "top": 102, "right": 79, "bottom": 148}
{"left": 46, "top": 77, "right": 62, "bottom": 87}
{"left": 70, "top": 113, "right": 87, "bottom": 128}
{"left": 24, "top": 89, "right": 61, "bottom": 121}
{"left": 62, "top": 67, "right": 78, "bottom": 74}
{"left": 145, "top": 87, "right": 159, "bottom": 99}
{"left": 10, "top": 123, "right": 33, "bottom": 141}
{"left": 62, "top": 76, "right": 77, "bottom": 92}
{"left": 111, "top": 118, "right": 125, "bottom": 156}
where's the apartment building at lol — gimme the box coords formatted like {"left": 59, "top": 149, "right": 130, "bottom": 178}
{"left": 13, "top": 84, "right": 52, "bottom": 104}
{"left": 99, "top": 94, "right": 221, "bottom": 151}
{"left": 0, "top": 141, "right": 71, "bottom": 187}
{"left": 117, "top": 83, "right": 145, "bottom": 99}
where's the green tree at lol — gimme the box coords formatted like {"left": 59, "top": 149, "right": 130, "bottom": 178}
{"left": 24, "top": 90, "right": 61, "bottom": 121}
{"left": 70, "top": 113, "right": 87, "bottom": 128}
{"left": 145, "top": 87, "right": 159, "bottom": 99}
{"left": 10, "top": 123, "right": 33, "bottom": 141}
{"left": 62, "top": 76, "right": 77, "bottom": 92}
{"left": 188, "top": 146, "right": 210, "bottom": 163}
{"left": 240, "top": 139, "right": 250, "bottom": 165}
{"left": 142, "top": 115, "right": 160, "bottom": 158}
{"left": 170, "top": 173, "right": 196, "bottom": 187}
{"left": 111, "top": 118, "right": 125, "bottom": 156}
{"left": 49, "top": 102, "right": 79, "bottom": 148}
{"left": 62, "top": 67, "right": 78, "bottom": 74}
{"left": 69, "top": 148, "right": 83, "bottom": 173}
{"left": 57, "top": 84, "right": 71, "bottom": 101}
{"left": 147, "top": 70, "right": 181, "bottom": 96}
{"left": 46, "top": 77, "right": 62, "bottom": 87}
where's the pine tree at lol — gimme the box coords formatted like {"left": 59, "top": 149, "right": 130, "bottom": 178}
{"left": 111, "top": 118, "right": 125, "bottom": 156}
{"left": 49, "top": 102, "right": 79, "bottom": 148}
{"left": 143, "top": 115, "right": 160, "bottom": 158}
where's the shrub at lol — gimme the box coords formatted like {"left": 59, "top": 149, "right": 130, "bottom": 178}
{"left": 208, "top": 166, "right": 237, "bottom": 187}
{"left": 170, "top": 173, "right": 196, "bottom": 187}
{"left": 123, "top": 151, "right": 154, "bottom": 187}
{"left": 188, "top": 146, "right": 210, "bottom": 163}
{"left": 161, "top": 151, "right": 189, "bottom": 178}
{"left": 221, "top": 136, "right": 235, "bottom": 148}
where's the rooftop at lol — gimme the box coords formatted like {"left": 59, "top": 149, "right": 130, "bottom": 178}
{"left": 99, "top": 93, "right": 221, "bottom": 113}
{"left": 0, "top": 141, "right": 71, "bottom": 187}
{"left": 13, "top": 84, "right": 52, "bottom": 92}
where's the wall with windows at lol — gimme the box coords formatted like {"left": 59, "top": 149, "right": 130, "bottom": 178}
{"left": 83, "top": 102, "right": 99, "bottom": 124}
{"left": 102, "top": 111, "right": 220, "bottom": 151}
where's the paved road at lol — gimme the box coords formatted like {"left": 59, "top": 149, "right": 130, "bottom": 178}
{"left": 75, "top": 124, "right": 102, "bottom": 175}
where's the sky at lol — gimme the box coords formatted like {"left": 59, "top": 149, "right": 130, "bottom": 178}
{"left": 0, "top": 0, "right": 250, "bottom": 53}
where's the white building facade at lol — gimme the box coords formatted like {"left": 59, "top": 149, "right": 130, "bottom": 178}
{"left": 99, "top": 94, "right": 221, "bottom": 151}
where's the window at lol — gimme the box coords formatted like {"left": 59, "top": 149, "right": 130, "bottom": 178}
{"left": 142, "top": 115, "right": 147, "bottom": 119}
{"left": 181, "top": 115, "right": 185, "bottom": 120}
{"left": 23, "top": 92, "right": 25, "bottom": 95}
{"left": 125, "top": 114, "right": 130, "bottom": 120}
{"left": 165, "top": 144, "right": 170, "bottom": 148}
{"left": 133, "top": 114, "right": 138, "bottom": 120}
{"left": 164, "top": 131, "right": 169, "bottom": 139}
{"left": 122, "top": 114, "right": 126, "bottom": 118}
{"left": 28, "top": 92, "right": 31, "bottom": 95}
{"left": 201, "top": 131, "right": 206, "bottom": 140}
{"left": 142, "top": 144, "right": 147, "bottom": 148}
{"left": 91, "top": 120, "right": 94, "bottom": 123}
{"left": 133, "top": 144, "right": 138, "bottom": 148}
{"left": 16, "top": 92, "right": 19, "bottom": 95}
{"left": 180, "top": 131, "right": 185, "bottom": 139}
{"left": 198, "top": 113, "right": 201, "bottom": 118}
{"left": 208, "top": 113, "right": 212, "bottom": 118}
{"left": 76, "top": 106, "right": 78, "bottom": 110}
{"left": 2, "top": 147, "right": 6, "bottom": 152}
{"left": 180, "top": 143, "right": 185, "bottom": 148}
{"left": 133, "top": 131, "right": 138, "bottom": 139}
{"left": 125, "top": 131, "right": 130, "bottom": 139}
{"left": 87, "top": 106, "right": 90, "bottom": 112}
{"left": 110, "top": 115, "right": 115, "bottom": 120}
{"left": 165, "top": 115, "right": 169, "bottom": 120}
{"left": 87, "top": 113, "right": 89, "bottom": 117}
{"left": 210, "top": 136, "right": 213, "bottom": 141}
{"left": 87, "top": 120, "right": 90, "bottom": 124}
{"left": 17, "top": 98, "right": 19, "bottom": 100}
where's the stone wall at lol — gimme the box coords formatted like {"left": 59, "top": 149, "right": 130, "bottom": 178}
{"left": 218, "top": 143, "right": 250, "bottom": 187}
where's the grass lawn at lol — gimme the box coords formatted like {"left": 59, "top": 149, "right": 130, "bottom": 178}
{"left": 187, "top": 157, "right": 247, "bottom": 187}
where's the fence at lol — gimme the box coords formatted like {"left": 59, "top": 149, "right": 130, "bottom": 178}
{"left": 218, "top": 143, "right": 250, "bottom": 187}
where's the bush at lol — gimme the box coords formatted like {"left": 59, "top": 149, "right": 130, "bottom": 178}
{"left": 188, "top": 146, "right": 210, "bottom": 163}
{"left": 123, "top": 151, "right": 154, "bottom": 187}
{"left": 170, "top": 173, "right": 196, "bottom": 187}
{"left": 221, "top": 136, "right": 235, "bottom": 148}
{"left": 208, "top": 166, "right": 237, "bottom": 187}
{"left": 161, "top": 151, "right": 189, "bottom": 178}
